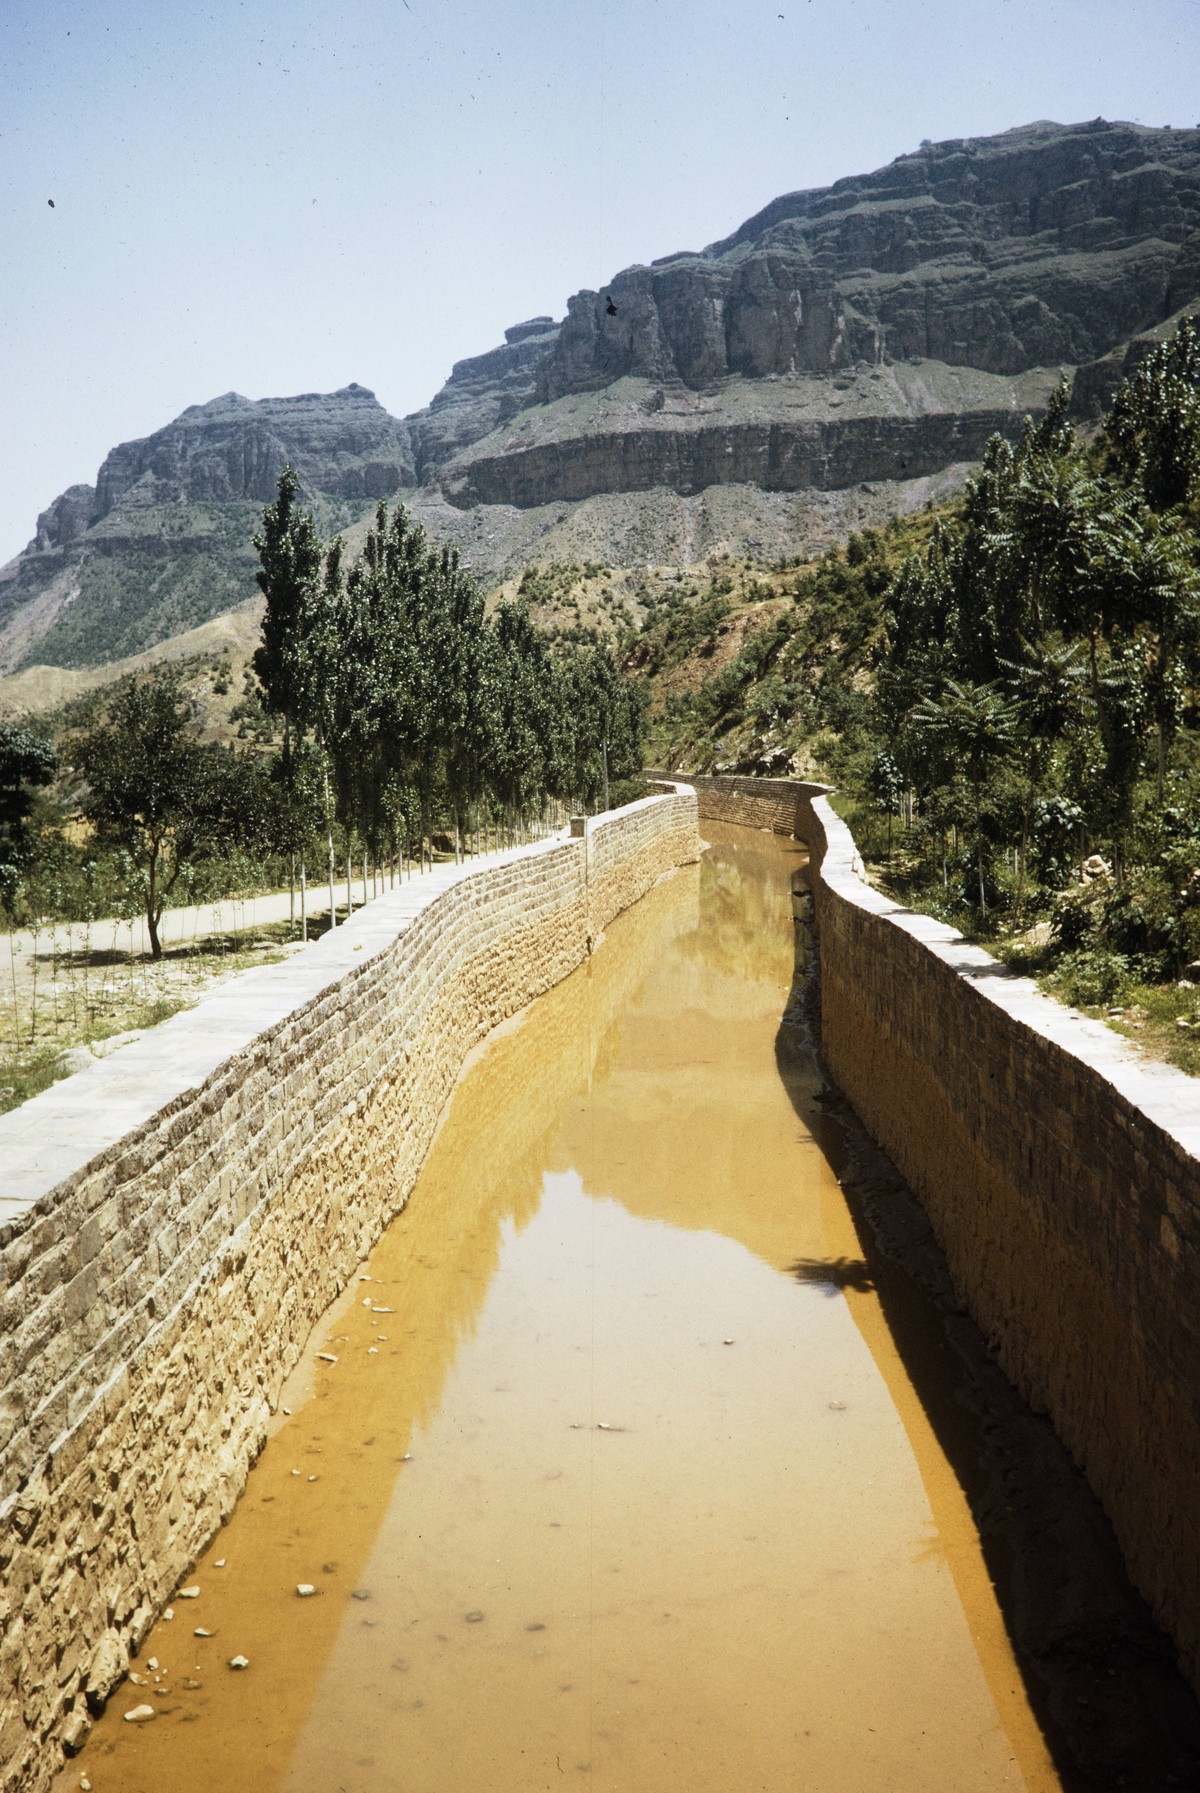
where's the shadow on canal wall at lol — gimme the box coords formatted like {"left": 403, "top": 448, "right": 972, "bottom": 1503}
{"left": 0, "top": 791, "right": 699, "bottom": 1793}
{"left": 654, "top": 770, "right": 1200, "bottom": 1785}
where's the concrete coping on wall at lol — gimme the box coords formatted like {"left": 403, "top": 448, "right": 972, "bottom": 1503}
{"left": 0, "top": 804, "right": 664, "bottom": 1243}
{"left": 811, "top": 790, "right": 1200, "bottom": 1160}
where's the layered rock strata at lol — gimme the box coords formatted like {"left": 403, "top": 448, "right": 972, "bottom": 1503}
{"left": 5, "top": 119, "right": 1200, "bottom": 670}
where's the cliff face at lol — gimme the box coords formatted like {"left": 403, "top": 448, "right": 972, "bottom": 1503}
{"left": 90, "top": 385, "right": 415, "bottom": 519}
{"left": 536, "top": 119, "right": 1200, "bottom": 396}
{"left": 0, "top": 387, "right": 414, "bottom": 672}
{"left": 444, "top": 409, "right": 1031, "bottom": 507}
{"left": 408, "top": 318, "right": 561, "bottom": 478}
{"left": 5, "top": 119, "right": 1200, "bottom": 673}
{"left": 424, "top": 118, "right": 1200, "bottom": 518}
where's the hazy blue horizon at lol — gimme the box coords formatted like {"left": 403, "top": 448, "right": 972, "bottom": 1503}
{"left": 3, "top": 0, "right": 1199, "bottom": 566}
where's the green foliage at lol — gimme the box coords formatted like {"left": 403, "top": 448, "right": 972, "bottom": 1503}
{"left": 1108, "top": 316, "right": 1200, "bottom": 513}
{"left": 632, "top": 315, "right": 1200, "bottom": 1043}
{"left": 639, "top": 511, "right": 936, "bottom": 776}
{"left": 865, "top": 316, "right": 1200, "bottom": 948}
{"left": 252, "top": 484, "right": 647, "bottom": 863}
{"left": 1045, "top": 947, "right": 1133, "bottom": 1008}
{"left": 26, "top": 504, "right": 264, "bottom": 669}
{"left": 76, "top": 672, "right": 269, "bottom": 956}
{"left": 0, "top": 724, "right": 56, "bottom": 908}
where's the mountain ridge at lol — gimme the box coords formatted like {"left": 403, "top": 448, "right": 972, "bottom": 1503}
{"left": 5, "top": 117, "right": 1200, "bottom": 673}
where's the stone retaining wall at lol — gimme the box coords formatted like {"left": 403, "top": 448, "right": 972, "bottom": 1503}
{"left": 667, "top": 771, "right": 1200, "bottom": 1697}
{"left": 0, "top": 791, "right": 699, "bottom": 1789}
{"left": 648, "top": 771, "right": 807, "bottom": 837}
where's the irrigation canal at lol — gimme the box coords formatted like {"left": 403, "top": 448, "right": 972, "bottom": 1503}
{"left": 58, "top": 823, "right": 1200, "bottom": 1792}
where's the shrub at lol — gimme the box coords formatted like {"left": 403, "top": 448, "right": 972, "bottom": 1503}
{"left": 1047, "top": 947, "right": 1132, "bottom": 1007}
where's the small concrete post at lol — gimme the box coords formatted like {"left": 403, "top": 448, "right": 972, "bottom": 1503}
{"left": 570, "top": 817, "right": 592, "bottom": 950}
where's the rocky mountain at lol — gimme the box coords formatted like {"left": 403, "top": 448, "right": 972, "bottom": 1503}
{"left": 425, "top": 117, "right": 1200, "bottom": 513}
{"left": 4, "top": 117, "right": 1199, "bottom": 674}
{"left": 0, "top": 386, "right": 414, "bottom": 670}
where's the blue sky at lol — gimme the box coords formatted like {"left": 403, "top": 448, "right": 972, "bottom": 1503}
{"left": 2, "top": 0, "right": 1199, "bottom": 564}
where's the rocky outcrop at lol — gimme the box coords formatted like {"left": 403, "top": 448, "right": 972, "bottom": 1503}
{"left": 30, "top": 485, "right": 96, "bottom": 554}
{"left": 444, "top": 404, "right": 1044, "bottom": 509}
{"left": 5, "top": 119, "right": 1200, "bottom": 672}
{"left": 408, "top": 317, "right": 561, "bottom": 477}
{"left": 535, "top": 119, "right": 1200, "bottom": 397}
{"left": 1069, "top": 298, "right": 1200, "bottom": 419}
{"left": 0, "top": 387, "right": 417, "bottom": 672}
{"left": 428, "top": 119, "right": 1200, "bottom": 523}
{"left": 90, "top": 385, "right": 415, "bottom": 520}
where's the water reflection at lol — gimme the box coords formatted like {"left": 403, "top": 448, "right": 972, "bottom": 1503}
{"left": 790, "top": 1256, "right": 876, "bottom": 1294}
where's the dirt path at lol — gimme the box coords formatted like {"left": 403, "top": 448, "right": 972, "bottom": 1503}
{"left": 2, "top": 867, "right": 424, "bottom": 997}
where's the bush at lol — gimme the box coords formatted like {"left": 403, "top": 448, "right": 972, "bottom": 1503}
{"left": 1047, "top": 947, "right": 1132, "bottom": 1007}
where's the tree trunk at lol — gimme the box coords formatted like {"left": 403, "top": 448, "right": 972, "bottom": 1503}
{"left": 146, "top": 849, "right": 163, "bottom": 960}
{"left": 323, "top": 759, "right": 336, "bottom": 929}
{"left": 300, "top": 858, "right": 308, "bottom": 943}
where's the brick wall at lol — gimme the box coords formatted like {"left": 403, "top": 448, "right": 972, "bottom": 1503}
{"left": 645, "top": 771, "right": 811, "bottom": 837}
{"left": 0, "top": 791, "right": 699, "bottom": 1789}
{"left": 667, "top": 772, "right": 1200, "bottom": 1699}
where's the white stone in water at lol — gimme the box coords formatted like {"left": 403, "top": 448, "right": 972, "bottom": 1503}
{"left": 80, "top": 1778, "right": 91, "bottom": 1791}
{"left": 368, "top": 1347, "right": 379, "bottom": 1354}
{"left": 178, "top": 1585, "right": 200, "bottom": 1599}
{"left": 194, "top": 1627, "right": 213, "bottom": 1638}
{"left": 315, "top": 1353, "right": 338, "bottom": 1364}
{"left": 215, "top": 1559, "right": 226, "bottom": 1568}
{"left": 163, "top": 1607, "right": 174, "bottom": 1620}
{"left": 291, "top": 1469, "right": 301, "bottom": 1476}
{"left": 228, "top": 1655, "right": 250, "bottom": 1671}
{"left": 307, "top": 1474, "right": 318, "bottom": 1482}
{"left": 297, "top": 1584, "right": 317, "bottom": 1597}
{"left": 147, "top": 1658, "right": 158, "bottom": 1671}
{"left": 282, "top": 1406, "right": 292, "bottom": 1415}
{"left": 123, "top": 1704, "right": 155, "bottom": 1724}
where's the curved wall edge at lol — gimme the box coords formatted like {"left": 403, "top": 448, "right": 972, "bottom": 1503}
{"left": 0, "top": 790, "right": 700, "bottom": 1790}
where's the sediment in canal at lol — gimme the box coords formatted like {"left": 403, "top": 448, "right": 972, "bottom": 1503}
{"left": 0, "top": 791, "right": 699, "bottom": 1793}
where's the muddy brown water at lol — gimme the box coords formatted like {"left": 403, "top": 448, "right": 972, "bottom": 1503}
{"left": 64, "top": 824, "right": 1066, "bottom": 1793}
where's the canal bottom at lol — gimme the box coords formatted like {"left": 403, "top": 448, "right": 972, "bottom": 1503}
{"left": 65, "top": 823, "right": 1071, "bottom": 1792}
